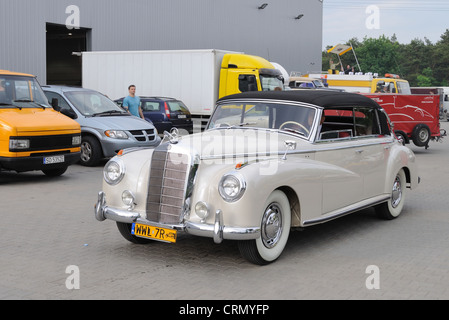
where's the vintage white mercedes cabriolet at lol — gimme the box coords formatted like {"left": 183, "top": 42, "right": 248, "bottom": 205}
{"left": 95, "top": 90, "right": 419, "bottom": 265}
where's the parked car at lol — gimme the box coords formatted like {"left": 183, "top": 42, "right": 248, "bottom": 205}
{"left": 95, "top": 90, "right": 419, "bottom": 265}
{"left": 289, "top": 76, "right": 327, "bottom": 89}
{"left": 115, "top": 96, "right": 193, "bottom": 134}
{"left": 288, "top": 76, "right": 344, "bottom": 92}
{"left": 43, "top": 86, "right": 160, "bottom": 166}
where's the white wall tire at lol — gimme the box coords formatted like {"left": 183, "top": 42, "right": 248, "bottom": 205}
{"left": 238, "top": 190, "right": 291, "bottom": 265}
{"left": 376, "top": 169, "right": 407, "bottom": 220}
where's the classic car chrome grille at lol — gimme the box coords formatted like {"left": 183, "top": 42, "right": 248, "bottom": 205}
{"left": 146, "top": 147, "right": 190, "bottom": 224}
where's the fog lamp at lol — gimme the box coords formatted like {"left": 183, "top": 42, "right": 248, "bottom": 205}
{"left": 195, "top": 201, "right": 210, "bottom": 221}
{"left": 122, "top": 190, "right": 135, "bottom": 208}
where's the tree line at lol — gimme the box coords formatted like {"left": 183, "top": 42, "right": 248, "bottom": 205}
{"left": 322, "top": 29, "right": 449, "bottom": 87}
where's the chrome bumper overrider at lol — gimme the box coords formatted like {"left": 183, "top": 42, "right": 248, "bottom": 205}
{"left": 95, "top": 192, "right": 260, "bottom": 243}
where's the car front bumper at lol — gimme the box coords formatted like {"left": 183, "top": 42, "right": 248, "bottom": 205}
{"left": 0, "top": 151, "right": 80, "bottom": 172}
{"left": 95, "top": 191, "right": 260, "bottom": 243}
{"left": 100, "top": 136, "right": 161, "bottom": 158}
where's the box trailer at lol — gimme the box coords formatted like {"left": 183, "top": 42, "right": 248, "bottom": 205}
{"left": 81, "top": 49, "right": 283, "bottom": 130}
{"left": 363, "top": 93, "right": 446, "bottom": 148}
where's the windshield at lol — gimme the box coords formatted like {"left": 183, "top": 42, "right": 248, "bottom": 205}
{"left": 260, "top": 74, "right": 284, "bottom": 91}
{"left": 208, "top": 101, "right": 317, "bottom": 139}
{"left": 65, "top": 90, "right": 126, "bottom": 116}
{"left": 397, "top": 81, "right": 411, "bottom": 94}
{"left": 0, "top": 75, "right": 50, "bottom": 108}
{"left": 312, "top": 80, "right": 325, "bottom": 88}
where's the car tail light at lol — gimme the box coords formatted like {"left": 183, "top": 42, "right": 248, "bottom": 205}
{"left": 164, "top": 102, "right": 171, "bottom": 119}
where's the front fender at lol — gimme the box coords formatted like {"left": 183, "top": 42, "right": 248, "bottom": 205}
{"left": 385, "top": 143, "right": 419, "bottom": 192}
{"left": 189, "top": 156, "right": 323, "bottom": 228}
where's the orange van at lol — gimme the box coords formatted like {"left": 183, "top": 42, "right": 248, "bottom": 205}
{"left": 0, "top": 70, "right": 81, "bottom": 176}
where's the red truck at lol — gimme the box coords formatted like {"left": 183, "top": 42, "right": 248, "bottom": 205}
{"left": 363, "top": 93, "right": 446, "bottom": 149}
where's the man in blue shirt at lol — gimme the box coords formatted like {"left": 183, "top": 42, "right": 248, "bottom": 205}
{"left": 122, "top": 85, "right": 144, "bottom": 119}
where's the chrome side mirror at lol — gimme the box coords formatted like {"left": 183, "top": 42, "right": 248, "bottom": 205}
{"left": 282, "top": 140, "right": 297, "bottom": 160}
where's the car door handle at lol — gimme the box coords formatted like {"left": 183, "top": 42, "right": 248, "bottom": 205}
{"left": 355, "top": 149, "right": 364, "bottom": 154}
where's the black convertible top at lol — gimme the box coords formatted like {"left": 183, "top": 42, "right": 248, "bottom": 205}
{"left": 218, "top": 89, "right": 381, "bottom": 109}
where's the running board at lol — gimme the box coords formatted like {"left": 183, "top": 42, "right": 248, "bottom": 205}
{"left": 303, "top": 194, "right": 390, "bottom": 226}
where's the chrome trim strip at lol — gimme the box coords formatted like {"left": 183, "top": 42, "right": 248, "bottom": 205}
{"left": 303, "top": 194, "right": 390, "bottom": 226}
{"left": 200, "top": 139, "right": 393, "bottom": 161}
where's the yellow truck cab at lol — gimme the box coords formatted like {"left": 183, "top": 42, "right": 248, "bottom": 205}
{"left": 0, "top": 70, "right": 81, "bottom": 176}
{"left": 307, "top": 72, "right": 411, "bottom": 94}
{"left": 219, "top": 53, "right": 284, "bottom": 98}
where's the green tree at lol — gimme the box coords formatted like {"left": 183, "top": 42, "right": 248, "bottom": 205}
{"left": 433, "top": 29, "right": 449, "bottom": 86}
{"left": 397, "top": 38, "right": 435, "bottom": 86}
{"left": 354, "top": 35, "right": 401, "bottom": 75}
{"left": 416, "top": 67, "right": 436, "bottom": 86}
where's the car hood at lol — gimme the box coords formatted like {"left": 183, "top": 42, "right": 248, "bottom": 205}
{"left": 172, "top": 128, "right": 308, "bottom": 159}
{"left": 0, "top": 108, "right": 80, "bottom": 134}
{"left": 80, "top": 115, "right": 155, "bottom": 130}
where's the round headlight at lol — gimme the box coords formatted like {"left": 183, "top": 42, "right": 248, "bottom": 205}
{"left": 218, "top": 172, "right": 246, "bottom": 202}
{"left": 103, "top": 158, "right": 125, "bottom": 185}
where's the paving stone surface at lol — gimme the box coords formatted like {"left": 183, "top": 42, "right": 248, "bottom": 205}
{"left": 1, "top": 122, "right": 448, "bottom": 300}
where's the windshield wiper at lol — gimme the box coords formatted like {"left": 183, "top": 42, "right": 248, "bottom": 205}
{"left": 226, "top": 122, "right": 257, "bottom": 129}
{"left": 92, "top": 110, "right": 126, "bottom": 117}
{"left": 0, "top": 102, "right": 23, "bottom": 109}
{"left": 13, "top": 99, "right": 46, "bottom": 109}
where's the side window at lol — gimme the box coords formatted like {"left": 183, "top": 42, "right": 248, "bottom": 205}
{"left": 141, "top": 101, "right": 160, "bottom": 112}
{"left": 377, "top": 109, "right": 392, "bottom": 135}
{"left": 353, "top": 107, "right": 379, "bottom": 136}
{"left": 238, "top": 75, "right": 257, "bottom": 92}
{"left": 44, "top": 91, "right": 72, "bottom": 111}
{"left": 319, "top": 106, "right": 383, "bottom": 140}
{"left": 319, "top": 108, "right": 354, "bottom": 140}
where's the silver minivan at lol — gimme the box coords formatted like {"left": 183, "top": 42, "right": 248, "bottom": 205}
{"left": 43, "top": 86, "right": 160, "bottom": 166}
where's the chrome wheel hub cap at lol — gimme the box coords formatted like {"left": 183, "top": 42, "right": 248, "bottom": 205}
{"left": 261, "top": 203, "right": 283, "bottom": 248}
{"left": 391, "top": 175, "right": 402, "bottom": 208}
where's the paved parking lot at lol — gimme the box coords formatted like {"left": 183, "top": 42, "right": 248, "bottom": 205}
{"left": 1, "top": 122, "right": 448, "bottom": 301}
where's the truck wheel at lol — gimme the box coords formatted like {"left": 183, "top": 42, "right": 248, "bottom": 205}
{"left": 375, "top": 169, "right": 406, "bottom": 220}
{"left": 80, "top": 136, "right": 102, "bottom": 166}
{"left": 42, "top": 166, "right": 68, "bottom": 177}
{"left": 411, "top": 124, "right": 431, "bottom": 147}
{"left": 238, "top": 190, "right": 291, "bottom": 265}
{"left": 116, "top": 222, "right": 155, "bottom": 244}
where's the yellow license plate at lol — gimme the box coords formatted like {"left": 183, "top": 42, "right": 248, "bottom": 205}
{"left": 131, "top": 223, "right": 177, "bottom": 243}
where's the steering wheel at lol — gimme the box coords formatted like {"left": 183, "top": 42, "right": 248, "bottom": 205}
{"left": 280, "top": 121, "right": 309, "bottom": 135}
